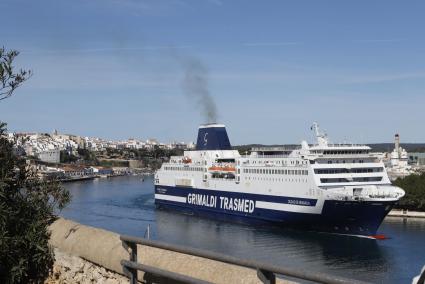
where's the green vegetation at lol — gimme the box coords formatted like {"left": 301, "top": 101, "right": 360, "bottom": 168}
{"left": 96, "top": 146, "right": 184, "bottom": 170}
{"left": 77, "top": 148, "right": 98, "bottom": 164}
{"left": 394, "top": 173, "right": 425, "bottom": 211}
{"left": 1, "top": 47, "right": 70, "bottom": 283}
{"left": 59, "top": 150, "right": 78, "bottom": 163}
{"left": 98, "top": 159, "right": 129, "bottom": 168}
{"left": 0, "top": 47, "right": 31, "bottom": 101}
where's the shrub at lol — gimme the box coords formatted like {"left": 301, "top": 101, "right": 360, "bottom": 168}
{"left": 0, "top": 122, "right": 70, "bottom": 283}
{"left": 394, "top": 173, "right": 425, "bottom": 211}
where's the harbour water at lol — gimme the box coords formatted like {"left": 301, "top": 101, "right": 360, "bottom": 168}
{"left": 61, "top": 176, "right": 425, "bottom": 283}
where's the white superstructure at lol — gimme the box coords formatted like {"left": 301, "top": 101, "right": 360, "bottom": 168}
{"left": 155, "top": 122, "right": 405, "bottom": 236}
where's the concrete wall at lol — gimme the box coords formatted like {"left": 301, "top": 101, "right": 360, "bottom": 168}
{"left": 129, "top": 160, "right": 144, "bottom": 169}
{"left": 38, "top": 149, "right": 60, "bottom": 163}
{"left": 49, "top": 218, "right": 292, "bottom": 284}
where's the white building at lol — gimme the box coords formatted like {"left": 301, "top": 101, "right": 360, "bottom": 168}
{"left": 387, "top": 133, "right": 413, "bottom": 180}
{"left": 38, "top": 149, "right": 60, "bottom": 163}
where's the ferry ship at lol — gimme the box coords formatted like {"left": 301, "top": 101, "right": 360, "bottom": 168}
{"left": 154, "top": 123, "right": 405, "bottom": 236}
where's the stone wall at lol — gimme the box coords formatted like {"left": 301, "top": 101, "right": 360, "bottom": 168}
{"left": 49, "top": 218, "right": 293, "bottom": 284}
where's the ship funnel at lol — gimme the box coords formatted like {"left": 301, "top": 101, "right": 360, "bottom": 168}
{"left": 196, "top": 123, "right": 232, "bottom": 151}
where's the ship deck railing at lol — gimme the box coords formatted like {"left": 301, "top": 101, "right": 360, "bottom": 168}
{"left": 242, "top": 154, "right": 292, "bottom": 159}
{"left": 120, "top": 234, "right": 371, "bottom": 284}
{"left": 251, "top": 146, "right": 300, "bottom": 152}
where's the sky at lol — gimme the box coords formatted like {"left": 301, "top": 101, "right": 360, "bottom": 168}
{"left": 1, "top": 0, "right": 425, "bottom": 145}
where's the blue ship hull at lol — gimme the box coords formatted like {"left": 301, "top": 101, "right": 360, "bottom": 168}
{"left": 155, "top": 185, "right": 395, "bottom": 236}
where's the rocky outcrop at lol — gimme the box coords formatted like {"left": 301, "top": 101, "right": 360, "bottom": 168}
{"left": 45, "top": 249, "right": 128, "bottom": 284}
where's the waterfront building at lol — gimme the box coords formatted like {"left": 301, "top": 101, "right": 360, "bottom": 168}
{"left": 37, "top": 149, "right": 60, "bottom": 164}
{"left": 60, "top": 165, "right": 94, "bottom": 179}
{"left": 386, "top": 134, "right": 414, "bottom": 180}
{"left": 91, "top": 166, "right": 113, "bottom": 176}
{"left": 408, "top": 152, "right": 425, "bottom": 166}
{"left": 112, "top": 167, "right": 131, "bottom": 176}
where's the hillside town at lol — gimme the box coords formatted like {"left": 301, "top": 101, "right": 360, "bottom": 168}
{"left": 6, "top": 129, "right": 195, "bottom": 181}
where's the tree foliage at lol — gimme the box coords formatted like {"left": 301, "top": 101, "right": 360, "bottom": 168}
{"left": 0, "top": 47, "right": 31, "bottom": 101}
{"left": 1, "top": 48, "right": 69, "bottom": 283}
{"left": 0, "top": 123, "right": 71, "bottom": 283}
{"left": 394, "top": 173, "right": 425, "bottom": 211}
{"left": 59, "top": 150, "right": 78, "bottom": 164}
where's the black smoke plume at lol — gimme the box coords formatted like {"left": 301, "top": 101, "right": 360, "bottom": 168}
{"left": 180, "top": 56, "right": 218, "bottom": 123}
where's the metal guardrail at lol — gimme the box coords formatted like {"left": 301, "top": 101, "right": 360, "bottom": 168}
{"left": 120, "top": 234, "right": 370, "bottom": 284}
{"left": 418, "top": 268, "right": 425, "bottom": 284}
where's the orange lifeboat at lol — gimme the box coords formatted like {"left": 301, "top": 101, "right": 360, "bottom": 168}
{"left": 182, "top": 157, "right": 192, "bottom": 164}
{"left": 208, "top": 165, "right": 236, "bottom": 172}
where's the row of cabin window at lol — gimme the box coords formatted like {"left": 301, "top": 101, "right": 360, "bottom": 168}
{"left": 323, "top": 150, "right": 369, "bottom": 155}
{"left": 327, "top": 160, "right": 364, "bottom": 164}
{"left": 243, "top": 168, "right": 308, "bottom": 176}
{"left": 164, "top": 166, "right": 203, "bottom": 172}
{"left": 320, "top": 177, "right": 382, "bottom": 183}
{"left": 247, "top": 160, "right": 307, "bottom": 165}
{"left": 315, "top": 168, "right": 383, "bottom": 174}
{"left": 245, "top": 176, "right": 308, "bottom": 183}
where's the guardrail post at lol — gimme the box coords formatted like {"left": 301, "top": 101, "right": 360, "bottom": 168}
{"left": 257, "top": 269, "right": 276, "bottom": 284}
{"left": 417, "top": 266, "right": 425, "bottom": 284}
{"left": 128, "top": 242, "right": 138, "bottom": 284}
